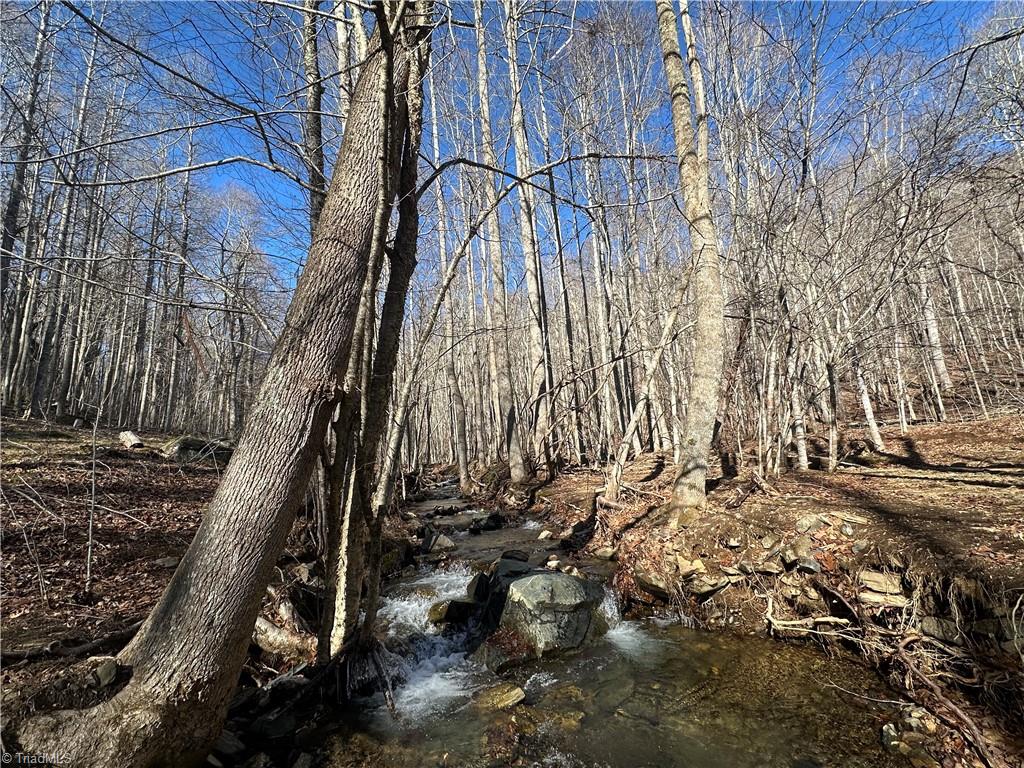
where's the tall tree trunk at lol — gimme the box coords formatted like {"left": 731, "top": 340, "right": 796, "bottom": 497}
{"left": 359, "top": 46, "right": 428, "bottom": 638}
{"left": 656, "top": 0, "right": 726, "bottom": 524}
{"left": 473, "top": 0, "right": 529, "bottom": 484}
{"left": 502, "top": 0, "right": 554, "bottom": 470}
{"left": 304, "top": 0, "right": 328, "bottom": 235}
{"left": 16, "top": 9, "right": 430, "bottom": 765}
{"left": 428, "top": 68, "right": 471, "bottom": 494}
{"left": 917, "top": 263, "right": 954, "bottom": 391}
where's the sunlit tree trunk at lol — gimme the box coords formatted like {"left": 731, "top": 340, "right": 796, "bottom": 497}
{"left": 1, "top": 0, "right": 51, "bottom": 300}
{"left": 656, "top": 0, "right": 725, "bottom": 523}
{"left": 473, "top": 0, "right": 529, "bottom": 483}
{"left": 16, "top": 9, "right": 430, "bottom": 764}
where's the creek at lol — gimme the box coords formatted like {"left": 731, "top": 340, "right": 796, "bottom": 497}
{"left": 319, "top": 482, "right": 901, "bottom": 768}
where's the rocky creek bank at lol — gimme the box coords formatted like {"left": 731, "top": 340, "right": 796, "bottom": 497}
{"left": 526, "top": 465, "right": 1023, "bottom": 768}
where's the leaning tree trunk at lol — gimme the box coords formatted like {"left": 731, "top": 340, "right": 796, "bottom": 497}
{"left": 358, "top": 51, "right": 428, "bottom": 639}
{"left": 15, "top": 8, "right": 430, "bottom": 766}
{"left": 656, "top": 0, "right": 726, "bottom": 525}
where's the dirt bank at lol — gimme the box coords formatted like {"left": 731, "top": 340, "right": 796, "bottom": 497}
{"left": 528, "top": 416, "right": 1024, "bottom": 768}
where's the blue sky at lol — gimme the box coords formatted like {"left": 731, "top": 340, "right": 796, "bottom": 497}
{"left": 38, "top": 0, "right": 1000, "bottom": 299}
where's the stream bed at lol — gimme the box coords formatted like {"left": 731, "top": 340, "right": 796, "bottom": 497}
{"left": 317, "top": 500, "right": 903, "bottom": 768}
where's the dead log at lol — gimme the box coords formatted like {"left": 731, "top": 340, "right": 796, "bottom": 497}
{"left": 596, "top": 495, "right": 626, "bottom": 511}
{"left": 118, "top": 431, "right": 143, "bottom": 449}
{"left": 161, "top": 435, "right": 234, "bottom": 464}
{"left": 252, "top": 616, "right": 315, "bottom": 660}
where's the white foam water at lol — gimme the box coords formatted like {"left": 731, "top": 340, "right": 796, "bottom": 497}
{"left": 599, "top": 587, "right": 662, "bottom": 660}
{"left": 521, "top": 519, "right": 543, "bottom": 530}
{"left": 524, "top": 671, "right": 558, "bottom": 694}
{"left": 377, "top": 563, "right": 474, "bottom": 637}
{"left": 391, "top": 638, "right": 478, "bottom": 719}
{"left": 376, "top": 563, "right": 482, "bottom": 719}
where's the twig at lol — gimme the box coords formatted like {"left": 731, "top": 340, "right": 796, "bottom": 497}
{"left": 825, "top": 680, "right": 908, "bottom": 706}
{"left": 2, "top": 494, "right": 49, "bottom": 607}
{"left": 86, "top": 412, "right": 100, "bottom": 594}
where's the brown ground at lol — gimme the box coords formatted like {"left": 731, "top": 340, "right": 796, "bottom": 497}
{"left": 2, "top": 414, "right": 1023, "bottom": 765}
{"left": 538, "top": 415, "right": 1024, "bottom": 595}
{"left": 1, "top": 421, "right": 218, "bottom": 650}
{"left": 532, "top": 414, "right": 1024, "bottom": 768}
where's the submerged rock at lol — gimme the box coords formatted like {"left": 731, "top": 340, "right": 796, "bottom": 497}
{"left": 499, "top": 572, "right": 605, "bottom": 657}
{"left": 475, "top": 682, "right": 526, "bottom": 711}
{"left": 471, "top": 627, "right": 534, "bottom": 672}
{"left": 428, "top": 598, "right": 476, "bottom": 625}
{"left": 468, "top": 512, "right": 503, "bottom": 534}
{"left": 429, "top": 534, "right": 457, "bottom": 553}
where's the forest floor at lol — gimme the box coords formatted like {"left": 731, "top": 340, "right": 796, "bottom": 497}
{"left": 545, "top": 415, "right": 1024, "bottom": 595}
{"left": 0, "top": 421, "right": 221, "bottom": 705}
{"left": 2, "top": 414, "right": 1023, "bottom": 766}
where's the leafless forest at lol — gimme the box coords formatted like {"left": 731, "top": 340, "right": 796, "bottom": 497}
{"left": 2, "top": 1, "right": 1023, "bottom": 767}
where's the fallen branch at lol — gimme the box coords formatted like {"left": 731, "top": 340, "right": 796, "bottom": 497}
{"left": 895, "top": 634, "right": 997, "bottom": 768}
{"left": 596, "top": 494, "right": 626, "bottom": 511}
{"left": 0, "top": 620, "right": 144, "bottom": 662}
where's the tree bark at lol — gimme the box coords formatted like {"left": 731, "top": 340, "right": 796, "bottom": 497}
{"left": 1, "top": 0, "right": 51, "bottom": 299}
{"left": 15, "top": 8, "right": 430, "bottom": 765}
{"left": 502, "top": 0, "right": 554, "bottom": 470}
{"left": 428, "top": 68, "right": 471, "bottom": 495}
{"left": 473, "top": 0, "right": 530, "bottom": 484}
{"left": 303, "top": 0, "right": 328, "bottom": 236}
{"left": 656, "top": 0, "right": 725, "bottom": 524}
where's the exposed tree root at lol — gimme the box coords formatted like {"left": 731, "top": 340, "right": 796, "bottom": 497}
{"left": 1, "top": 620, "right": 144, "bottom": 663}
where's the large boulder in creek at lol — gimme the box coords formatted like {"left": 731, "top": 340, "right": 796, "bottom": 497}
{"left": 498, "top": 572, "right": 605, "bottom": 658}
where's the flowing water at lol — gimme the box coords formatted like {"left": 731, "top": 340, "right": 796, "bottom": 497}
{"left": 319, "top": 505, "right": 902, "bottom": 768}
